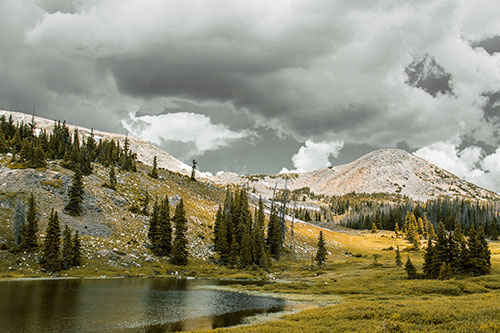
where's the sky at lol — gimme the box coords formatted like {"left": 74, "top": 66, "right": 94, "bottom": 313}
{"left": 1, "top": 1, "right": 500, "bottom": 191}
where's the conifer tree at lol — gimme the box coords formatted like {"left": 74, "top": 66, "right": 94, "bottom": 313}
{"left": 61, "top": 225, "right": 74, "bottom": 270}
{"left": 65, "top": 169, "right": 84, "bottom": 216}
{"left": 489, "top": 221, "right": 499, "bottom": 241}
{"left": 107, "top": 166, "right": 117, "bottom": 190}
{"left": 395, "top": 246, "right": 403, "bottom": 268}
{"left": 239, "top": 219, "right": 253, "bottom": 268}
{"left": 229, "top": 234, "right": 239, "bottom": 267}
{"left": 394, "top": 222, "right": 400, "bottom": 238}
{"left": 148, "top": 199, "right": 159, "bottom": 249}
{"left": 171, "top": 199, "right": 188, "bottom": 265}
{"left": 213, "top": 206, "right": 222, "bottom": 251}
{"left": 267, "top": 208, "right": 282, "bottom": 260}
{"left": 253, "top": 198, "right": 267, "bottom": 268}
{"left": 315, "top": 231, "right": 327, "bottom": 268}
{"left": 42, "top": 210, "right": 61, "bottom": 272}
{"left": 149, "top": 156, "right": 158, "bottom": 179}
{"left": 72, "top": 231, "right": 82, "bottom": 266}
{"left": 190, "top": 159, "right": 197, "bottom": 181}
{"left": 21, "top": 193, "right": 38, "bottom": 250}
{"left": 154, "top": 196, "right": 172, "bottom": 256}
{"left": 423, "top": 241, "right": 438, "bottom": 278}
{"left": 405, "top": 256, "right": 418, "bottom": 279}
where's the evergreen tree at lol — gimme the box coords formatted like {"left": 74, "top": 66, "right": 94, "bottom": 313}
{"left": 213, "top": 206, "right": 222, "bottom": 251}
{"left": 371, "top": 222, "right": 377, "bottom": 233}
{"left": 395, "top": 246, "right": 403, "bottom": 268}
{"left": 315, "top": 231, "right": 327, "bottom": 267}
{"left": 61, "top": 225, "right": 74, "bottom": 270}
{"left": 154, "top": 196, "right": 172, "bottom": 256}
{"left": 107, "top": 166, "right": 117, "bottom": 190}
{"left": 468, "top": 226, "right": 491, "bottom": 276}
{"left": 148, "top": 199, "right": 159, "bottom": 249}
{"left": 149, "top": 156, "right": 158, "bottom": 179}
{"left": 21, "top": 193, "right": 38, "bottom": 250}
{"left": 12, "top": 199, "right": 27, "bottom": 246}
{"left": 253, "top": 197, "right": 267, "bottom": 268}
{"left": 190, "top": 159, "right": 197, "bottom": 181}
{"left": 171, "top": 199, "right": 188, "bottom": 265}
{"left": 405, "top": 256, "right": 418, "bottom": 279}
{"left": 42, "top": 210, "right": 61, "bottom": 272}
{"left": 267, "top": 208, "right": 282, "bottom": 260}
{"left": 423, "top": 241, "right": 438, "bottom": 278}
{"left": 72, "top": 231, "right": 82, "bottom": 266}
{"left": 394, "top": 222, "right": 400, "bottom": 238}
{"left": 489, "top": 220, "right": 499, "bottom": 240}
{"left": 65, "top": 169, "right": 84, "bottom": 216}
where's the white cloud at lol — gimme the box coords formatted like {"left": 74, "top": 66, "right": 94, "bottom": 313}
{"left": 121, "top": 111, "right": 256, "bottom": 159}
{"left": 414, "top": 140, "right": 500, "bottom": 193}
{"left": 291, "top": 140, "right": 344, "bottom": 172}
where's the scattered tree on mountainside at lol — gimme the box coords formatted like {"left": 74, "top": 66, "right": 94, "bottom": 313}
{"left": 315, "top": 231, "right": 327, "bottom": 268}
{"left": 65, "top": 169, "right": 84, "bottom": 216}
{"left": 61, "top": 225, "right": 74, "bottom": 270}
{"left": 42, "top": 209, "right": 61, "bottom": 272}
{"left": 72, "top": 231, "right": 82, "bottom": 267}
{"left": 21, "top": 193, "right": 38, "bottom": 250}
{"left": 405, "top": 256, "right": 418, "bottom": 279}
{"left": 190, "top": 159, "right": 197, "bottom": 181}
{"left": 106, "top": 166, "right": 117, "bottom": 190}
{"left": 149, "top": 156, "right": 159, "bottom": 179}
{"left": 267, "top": 207, "right": 282, "bottom": 260}
{"left": 171, "top": 199, "right": 188, "bottom": 265}
{"left": 12, "top": 199, "right": 26, "bottom": 246}
{"left": 141, "top": 191, "right": 150, "bottom": 215}
{"left": 214, "top": 190, "right": 269, "bottom": 268}
{"left": 423, "top": 222, "right": 491, "bottom": 279}
{"left": 395, "top": 246, "right": 403, "bottom": 268}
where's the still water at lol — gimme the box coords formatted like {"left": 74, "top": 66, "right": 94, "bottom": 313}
{"left": 0, "top": 278, "right": 287, "bottom": 332}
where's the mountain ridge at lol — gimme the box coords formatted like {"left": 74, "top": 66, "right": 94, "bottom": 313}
{"left": 1, "top": 110, "right": 497, "bottom": 201}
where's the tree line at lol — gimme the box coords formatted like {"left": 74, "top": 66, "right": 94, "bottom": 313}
{"left": 0, "top": 114, "right": 137, "bottom": 173}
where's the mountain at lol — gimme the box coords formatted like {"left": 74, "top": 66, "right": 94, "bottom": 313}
{"left": 2, "top": 110, "right": 497, "bottom": 202}
{"left": 215, "top": 149, "right": 499, "bottom": 201}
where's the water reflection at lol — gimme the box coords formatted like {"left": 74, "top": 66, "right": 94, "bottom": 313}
{"left": 0, "top": 278, "right": 285, "bottom": 332}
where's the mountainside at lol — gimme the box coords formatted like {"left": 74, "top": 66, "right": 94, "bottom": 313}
{"left": 216, "top": 149, "right": 499, "bottom": 201}
{"left": 0, "top": 110, "right": 211, "bottom": 179}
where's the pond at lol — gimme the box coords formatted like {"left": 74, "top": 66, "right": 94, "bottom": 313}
{"left": 0, "top": 278, "right": 287, "bottom": 332}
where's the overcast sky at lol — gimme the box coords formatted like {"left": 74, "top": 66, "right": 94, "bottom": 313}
{"left": 1, "top": 1, "right": 500, "bottom": 191}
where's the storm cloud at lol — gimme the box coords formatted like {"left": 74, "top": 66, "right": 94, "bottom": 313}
{"left": 1, "top": 0, "right": 500, "bottom": 185}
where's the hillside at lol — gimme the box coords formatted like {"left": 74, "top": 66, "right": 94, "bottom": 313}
{"left": 216, "top": 149, "right": 499, "bottom": 201}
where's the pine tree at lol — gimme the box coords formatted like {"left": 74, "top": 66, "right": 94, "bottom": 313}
{"left": 61, "top": 225, "right": 74, "bottom": 270}
{"left": 171, "top": 199, "right": 188, "bottom": 265}
{"left": 423, "top": 241, "right": 438, "bottom": 278}
{"left": 394, "top": 222, "right": 400, "bottom": 238}
{"left": 149, "top": 156, "right": 158, "bottom": 179}
{"left": 315, "top": 231, "right": 327, "bottom": 268}
{"left": 154, "top": 196, "right": 172, "bottom": 256}
{"left": 190, "top": 159, "right": 197, "bottom": 181}
{"left": 405, "top": 256, "right": 418, "bottom": 279}
{"left": 148, "top": 199, "right": 159, "bottom": 249}
{"left": 65, "top": 169, "right": 84, "bottom": 216}
{"left": 21, "top": 193, "right": 38, "bottom": 250}
{"left": 395, "top": 246, "right": 402, "bottom": 268}
{"left": 371, "top": 222, "right": 377, "bottom": 233}
{"left": 489, "top": 220, "right": 499, "bottom": 241}
{"left": 107, "top": 166, "right": 117, "bottom": 190}
{"left": 253, "top": 197, "right": 267, "bottom": 268}
{"left": 72, "top": 231, "right": 82, "bottom": 266}
{"left": 267, "top": 208, "right": 282, "bottom": 260}
{"left": 42, "top": 210, "right": 61, "bottom": 272}
{"left": 213, "top": 206, "right": 222, "bottom": 251}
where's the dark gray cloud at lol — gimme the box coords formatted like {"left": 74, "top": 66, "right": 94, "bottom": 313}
{"left": 1, "top": 0, "right": 500, "bottom": 178}
{"left": 472, "top": 35, "right": 500, "bottom": 55}
{"left": 405, "top": 55, "right": 453, "bottom": 97}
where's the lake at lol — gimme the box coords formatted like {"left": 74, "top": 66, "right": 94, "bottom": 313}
{"left": 0, "top": 278, "right": 288, "bottom": 332}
